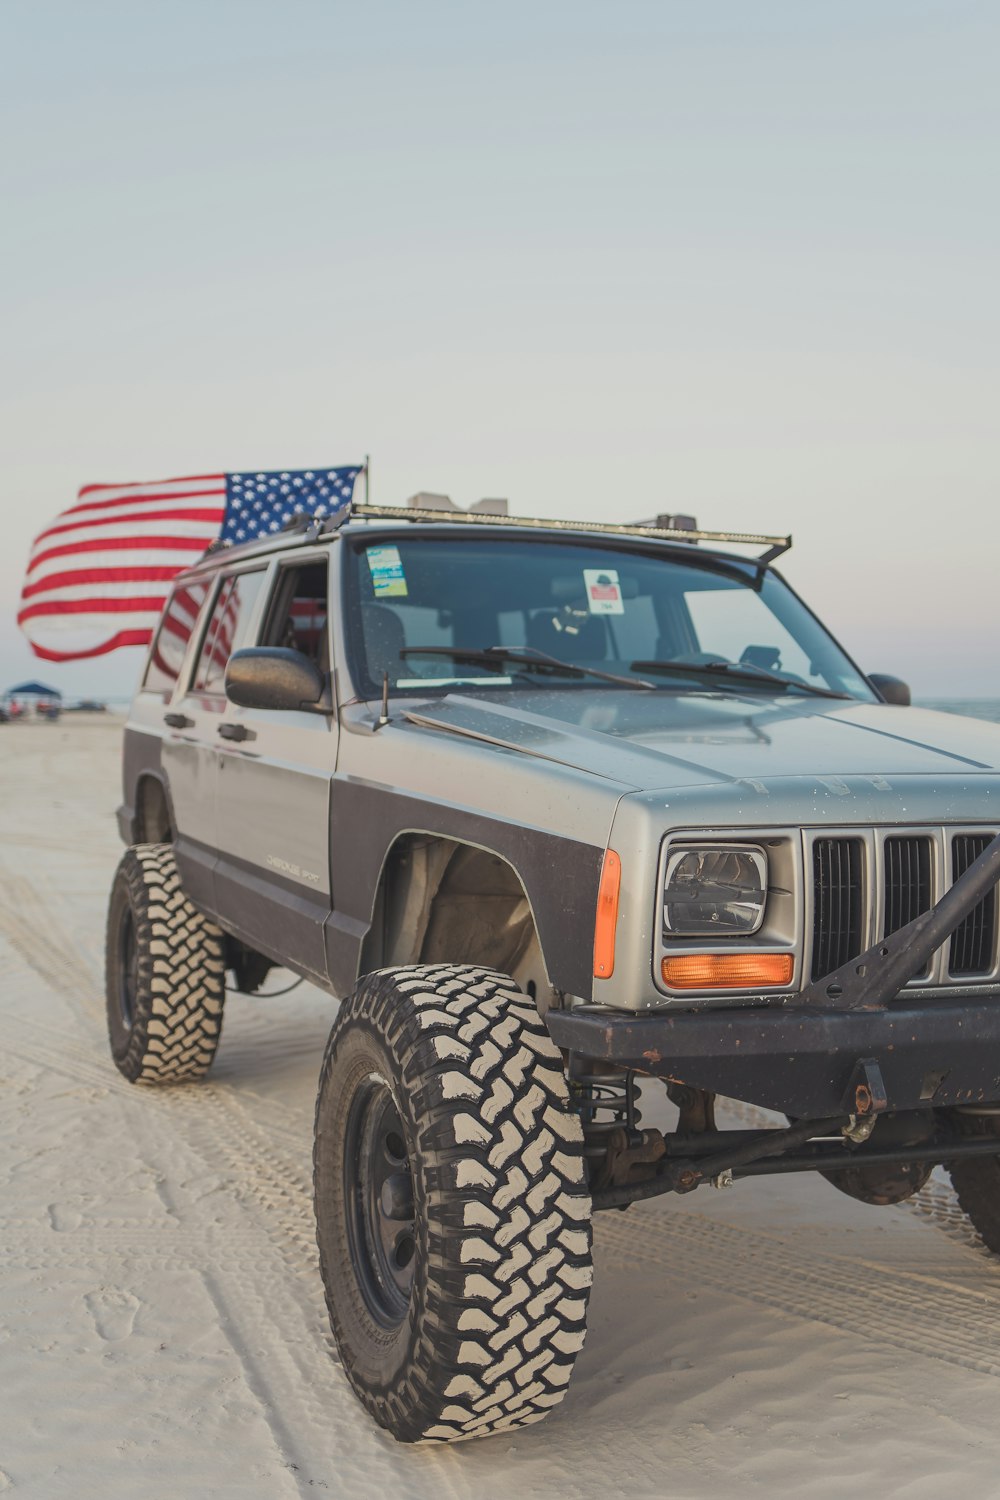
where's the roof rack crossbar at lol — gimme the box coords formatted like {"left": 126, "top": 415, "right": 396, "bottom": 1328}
{"left": 348, "top": 504, "right": 791, "bottom": 560}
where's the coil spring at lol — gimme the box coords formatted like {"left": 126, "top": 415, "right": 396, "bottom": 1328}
{"left": 573, "top": 1069, "right": 642, "bottom": 1160}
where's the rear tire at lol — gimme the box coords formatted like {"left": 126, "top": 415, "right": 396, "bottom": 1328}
{"left": 313, "top": 963, "right": 593, "bottom": 1443}
{"left": 105, "top": 843, "right": 226, "bottom": 1083}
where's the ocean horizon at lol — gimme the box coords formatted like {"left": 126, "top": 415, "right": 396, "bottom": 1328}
{"left": 916, "top": 699, "right": 1000, "bottom": 725}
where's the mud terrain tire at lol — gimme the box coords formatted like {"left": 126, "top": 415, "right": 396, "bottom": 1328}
{"left": 313, "top": 963, "right": 593, "bottom": 1443}
{"left": 105, "top": 843, "right": 226, "bottom": 1083}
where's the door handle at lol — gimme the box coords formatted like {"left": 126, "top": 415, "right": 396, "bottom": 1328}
{"left": 218, "top": 722, "right": 254, "bottom": 742}
{"left": 164, "top": 712, "right": 193, "bottom": 729}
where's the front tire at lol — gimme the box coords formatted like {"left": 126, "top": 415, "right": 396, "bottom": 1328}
{"left": 313, "top": 963, "right": 593, "bottom": 1443}
{"left": 104, "top": 843, "right": 226, "bottom": 1083}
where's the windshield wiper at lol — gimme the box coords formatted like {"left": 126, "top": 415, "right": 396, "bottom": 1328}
{"left": 630, "top": 659, "right": 850, "bottom": 700}
{"left": 399, "top": 645, "right": 654, "bottom": 690}
{"left": 398, "top": 646, "right": 847, "bottom": 699}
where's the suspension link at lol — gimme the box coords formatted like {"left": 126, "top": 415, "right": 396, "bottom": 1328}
{"left": 568, "top": 1057, "right": 665, "bottom": 1192}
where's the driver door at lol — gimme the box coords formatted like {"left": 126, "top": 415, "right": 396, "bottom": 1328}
{"left": 161, "top": 566, "right": 269, "bottom": 912}
{"left": 213, "top": 553, "right": 337, "bottom": 983}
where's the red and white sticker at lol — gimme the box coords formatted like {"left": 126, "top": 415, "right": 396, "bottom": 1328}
{"left": 583, "top": 568, "right": 625, "bottom": 615}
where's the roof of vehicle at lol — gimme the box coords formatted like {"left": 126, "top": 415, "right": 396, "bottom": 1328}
{"left": 174, "top": 504, "right": 792, "bottom": 582}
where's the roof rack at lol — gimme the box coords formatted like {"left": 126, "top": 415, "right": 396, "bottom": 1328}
{"left": 345, "top": 503, "right": 792, "bottom": 563}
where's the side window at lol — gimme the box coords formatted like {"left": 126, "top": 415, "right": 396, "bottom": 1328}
{"left": 260, "top": 560, "right": 330, "bottom": 671}
{"left": 192, "top": 570, "right": 267, "bottom": 695}
{"left": 144, "top": 581, "right": 210, "bottom": 694}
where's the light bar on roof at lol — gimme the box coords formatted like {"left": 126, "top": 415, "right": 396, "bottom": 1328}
{"left": 348, "top": 503, "right": 792, "bottom": 561}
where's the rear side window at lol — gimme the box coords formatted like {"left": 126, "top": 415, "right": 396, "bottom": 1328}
{"left": 144, "top": 581, "right": 210, "bottom": 695}
{"left": 192, "top": 569, "right": 267, "bottom": 695}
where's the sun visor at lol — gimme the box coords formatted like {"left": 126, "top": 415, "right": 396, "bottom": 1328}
{"left": 550, "top": 574, "right": 640, "bottom": 603}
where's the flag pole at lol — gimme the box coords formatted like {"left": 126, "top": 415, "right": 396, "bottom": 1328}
{"left": 363, "top": 453, "right": 370, "bottom": 507}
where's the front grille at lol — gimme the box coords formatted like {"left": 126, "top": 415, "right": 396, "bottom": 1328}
{"left": 950, "top": 835, "right": 997, "bottom": 976}
{"left": 884, "top": 836, "right": 933, "bottom": 975}
{"left": 811, "top": 838, "right": 864, "bottom": 980}
{"left": 806, "top": 827, "right": 999, "bottom": 989}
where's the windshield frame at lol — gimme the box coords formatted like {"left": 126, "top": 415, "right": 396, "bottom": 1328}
{"left": 339, "top": 526, "right": 878, "bottom": 705}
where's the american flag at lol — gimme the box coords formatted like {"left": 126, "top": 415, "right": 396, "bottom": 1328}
{"left": 18, "top": 466, "right": 363, "bottom": 662}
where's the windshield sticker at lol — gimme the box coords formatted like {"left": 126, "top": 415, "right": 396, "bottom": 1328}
{"left": 583, "top": 568, "right": 624, "bottom": 615}
{"left": 367, "top": 545, "right": 408, "bottom": 598}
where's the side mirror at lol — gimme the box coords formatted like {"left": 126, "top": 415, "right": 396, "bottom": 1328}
{"left": 868, "top": 673, "right": 911, "bottom": 707}
{"left": 225, "top": 648, "right": 325, "bottom": 711}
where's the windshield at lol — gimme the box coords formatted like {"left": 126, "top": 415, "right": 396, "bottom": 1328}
{"left": 343, "top": 533, "right": 876, "bottom": 701}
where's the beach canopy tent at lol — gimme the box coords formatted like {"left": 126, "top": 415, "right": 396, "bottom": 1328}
{"left": 2, "top": 687, "right": 63, "bottom": 720}
{"left": 3, "top": 682, "right": 63, "bottom": 717}
{"left": 3, "top": 681, "right": 62, "bottom": 702}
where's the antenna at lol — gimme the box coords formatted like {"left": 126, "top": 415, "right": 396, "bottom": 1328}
{"left": 375, "top": 670, "right": 390, "bottom": 730}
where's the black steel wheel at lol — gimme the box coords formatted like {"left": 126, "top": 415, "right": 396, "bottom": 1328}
{"left": 105, "top": 843, "right": 226, "bottom": 1083}
{"left": 342, "top": 1077, "right": 416, "bottom": 1326}
{"left": 314, "top": 964, "right": 593, "bottom": 1444}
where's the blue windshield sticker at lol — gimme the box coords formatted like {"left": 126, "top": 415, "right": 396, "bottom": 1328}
{"left": 367, "top": 545, "right": 408, "bottom": 598}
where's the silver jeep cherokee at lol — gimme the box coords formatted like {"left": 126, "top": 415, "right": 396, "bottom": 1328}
{"left": 108, "top": 501, "right": 1000, "bottom": 1443}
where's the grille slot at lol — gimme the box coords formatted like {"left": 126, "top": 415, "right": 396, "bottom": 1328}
{"left": 950, "top": 835, "right": 998, "bottom": 976}
{"left": 811, "top": 838, "right": 865, "bottom": 980}
{"left": 884, "top": 836, "right": 933, "bottom": 977}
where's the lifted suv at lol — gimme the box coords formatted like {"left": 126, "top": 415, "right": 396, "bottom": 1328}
{"left": 109, "top": 502, "right": 1000, "bottom": 1443}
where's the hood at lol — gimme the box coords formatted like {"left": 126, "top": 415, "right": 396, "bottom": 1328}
{"left": 403, "top": 689, "right": 1000, "bottom": 792}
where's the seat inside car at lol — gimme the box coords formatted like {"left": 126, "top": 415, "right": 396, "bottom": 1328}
{"left": 527, "top": 609, "right": 609, "bottom": 661}
{"left": 361, "top": 603, "right": 406, "bottom": 684}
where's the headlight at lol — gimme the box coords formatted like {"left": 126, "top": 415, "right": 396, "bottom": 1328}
{"left": 663, "top": 846, "right": 767, "bottom": 936}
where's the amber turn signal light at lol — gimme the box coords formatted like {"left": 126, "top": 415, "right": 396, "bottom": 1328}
{"left": 661, "top": 952, "right": 794, "bottom": 990}
{"left": 593, "top": 849, "right": 622, "bottom": 979}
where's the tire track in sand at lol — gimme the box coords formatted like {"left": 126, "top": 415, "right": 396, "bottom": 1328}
{"left": 0, "top": 922, "right": 463, "bottom": 1496}
{"left": 0, "top": 868, "right": 104, "bottom": 1014}
{"left": 596, "top": 1202, "right": 1000, "bottom": 1378}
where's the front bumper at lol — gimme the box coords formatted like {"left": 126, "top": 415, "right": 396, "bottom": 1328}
{"left": 550, "top": 827, "right": 1000, "bottom": 1118}
{"left": 547, "top": 1000, "right": 1000, "bottom": 1117}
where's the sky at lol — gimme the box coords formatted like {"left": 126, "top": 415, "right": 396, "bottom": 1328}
{"left": 2, "top": 0, "right": 997, "bottom": 698}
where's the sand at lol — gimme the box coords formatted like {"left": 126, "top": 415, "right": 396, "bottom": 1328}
{"left": 3, "top": 716, "right": 1000, "bottom": 1498}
